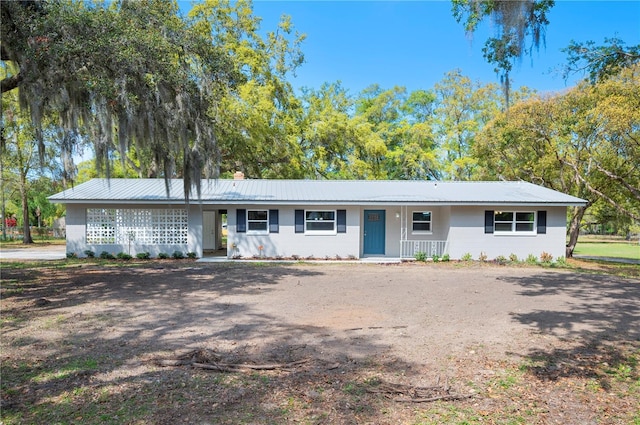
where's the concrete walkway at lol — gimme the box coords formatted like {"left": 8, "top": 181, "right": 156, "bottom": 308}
{"left": 573, "top": 255, "right": 640, "bottom": 265}
{"left": 0, "top": 245, "right": 67, "bottom": 260}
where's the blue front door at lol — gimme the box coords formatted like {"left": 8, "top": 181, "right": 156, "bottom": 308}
{"left": 363, "top": 210, "right": 385, "bottom": 255}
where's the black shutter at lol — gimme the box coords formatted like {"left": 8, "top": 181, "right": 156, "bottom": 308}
{"left": 295, "top": 210, "right": 305, "bottom": 233}
{"left": 484, "top": 210, "right": 494, "bottom": 234}
{"left": 537, "top": 210, "right": 547, "bottom": 234}
{"left": 236, "top": 209, "right": 246, "bottom": 233}
{"left": 337, "top": 209, "right": 347, "bottom": 233}
{"left": 269, "top": 209, "right": 279, "bottom": 233}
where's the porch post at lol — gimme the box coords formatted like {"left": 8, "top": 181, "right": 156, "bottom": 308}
{"left": 400, "top": 205, "right": 408, "bottom": 258}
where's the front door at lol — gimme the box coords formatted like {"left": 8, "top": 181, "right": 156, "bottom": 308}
{"left": 203, "top": 211, "right": 216, "bottom": 251}
{"left": 363, "top": 210, "right": 385, "bottom": 255}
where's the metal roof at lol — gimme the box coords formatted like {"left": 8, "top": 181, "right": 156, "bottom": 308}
{"left": 48, "top": 178, "right": 587, "bottom": 206}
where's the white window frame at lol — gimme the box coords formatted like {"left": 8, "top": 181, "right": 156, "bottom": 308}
{"left": 494, "top": 211, "right": 536, "bottom": 235}
{"left": 247, "top": 209, "right": 269, "bottom": 235}
{"left": 305, "top": 210, "right": 337, "bottom": 235}
{"left": 411, "top": 211, "right": 432, "bottom": 234}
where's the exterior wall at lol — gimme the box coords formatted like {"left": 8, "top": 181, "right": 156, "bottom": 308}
{"left": 65, "top": 203, "right": 198, "bottom": 258}
{"left": 228, "top": 205, "right": 361, "bottom": 258}
{"left": 371, "top": 206, "right": 450, "bottom": 257}
{"left": 228, "top": 205, "right": 449, "bottom": 259}
{"left": 447, "top": 206, "right": 567, "bottom": 260}
{"left": 402, "top": 206, "right": 451, "bottom": 242}
{"left": 64, "top": 202, "right": 568, "bottom": 261}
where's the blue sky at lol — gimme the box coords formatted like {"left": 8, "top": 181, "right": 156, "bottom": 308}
{"left": 183, "top": 1, "right": 640, "bottom": 96}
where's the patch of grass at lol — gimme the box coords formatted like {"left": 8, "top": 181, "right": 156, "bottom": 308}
{"left": 565, "top": 258, "right": 640, "bottom": 279}
{"left": 0, "top": 315, "right": 26, "bottom": 328}
{"left": 415, "top": 404, "right": 483, "bottom": 424}
{"left": 0, "top": 280, "right": 24, "bottom": 296}
{"left": 41, "top": 314, "right": 68, "bottom": 330}
{"left": 32, "top": 357, "right": 99, "bottom": 384}
{"left": 25, "top": 387, "right": 152, "bottom": 425}
{"left": 574, "top": 241, "right": 640, "bottom": 260}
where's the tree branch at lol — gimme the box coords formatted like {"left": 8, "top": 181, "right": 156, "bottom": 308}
{"left": 593, "top": 162, "right": 640, "bottom": 201}
{"left": 1, "top": 73, "right": 22, "bottom": 93}
{"left": 1, "top": 44, "right": 11, "bottom": 61}
{"left": 561, "top": 158, "right": 640, "bottom": 221}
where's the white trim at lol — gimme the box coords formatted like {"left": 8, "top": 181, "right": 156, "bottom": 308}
{"left": 411, "top": 210, "right": 433, "bottom": 235}
{"left": 246, "top": 209, "right": 269, "bottom": 235}
{"left": 304, "top": 209, "right": 337, "bottom": 235}
{"left": 493, "top": 211, "right": 537, "bottom": 235}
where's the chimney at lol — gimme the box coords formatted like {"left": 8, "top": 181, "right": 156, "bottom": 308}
{"left": 233, "top": 171, "right": 245, "bottom": 180}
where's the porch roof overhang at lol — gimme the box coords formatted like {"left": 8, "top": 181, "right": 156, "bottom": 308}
{"left": 49, "top": 178, "right": 588, "bottom": 207}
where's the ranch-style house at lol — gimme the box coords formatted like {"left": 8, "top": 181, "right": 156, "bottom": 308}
{"left": 49, "top": 176, "right": 587, "bottom": 261}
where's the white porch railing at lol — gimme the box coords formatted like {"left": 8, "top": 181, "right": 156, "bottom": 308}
{"left": 400, "top": 240, "right": 447, "bottom": 259}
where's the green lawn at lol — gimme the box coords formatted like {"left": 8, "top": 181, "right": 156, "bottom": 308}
{"left": 574, "top": 241, "right": 640, "bottom": 260}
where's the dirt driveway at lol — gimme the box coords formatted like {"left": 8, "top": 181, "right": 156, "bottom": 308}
{"left": 2, "top": 262, "right": 639, "bottom": 424}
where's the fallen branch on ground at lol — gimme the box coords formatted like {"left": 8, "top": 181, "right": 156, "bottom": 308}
{"left": 152, "top": 349, "right": 308, "bottom": 372}
{"left": 367, "top": 379, "right": 472, "bottom": 403}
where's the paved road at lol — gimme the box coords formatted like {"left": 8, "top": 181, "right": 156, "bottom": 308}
{"left": 0, "top": 245, "right": 66, "bottom": 260}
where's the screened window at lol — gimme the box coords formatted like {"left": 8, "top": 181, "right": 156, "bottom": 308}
{"left": 86, "top": 208, "right": 188, "bottom": 244}
{"left": 494, "top": 211, "right": 535, "bottom": 233}
{"left": 306, "top": 210, "right": 336, "bottom": 233}
{"left": 412, "top": 211, "right": 432, "bottom": 233}
{"left": 247, "top": 210, "right": 268, "bottom": 233}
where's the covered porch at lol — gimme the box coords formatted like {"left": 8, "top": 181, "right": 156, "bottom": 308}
{"left": 397, "top": 205, "right": 448, "bottom": 260}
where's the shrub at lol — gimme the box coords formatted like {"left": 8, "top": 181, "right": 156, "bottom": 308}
{"left": 540, "top": 252, "right": 553, "bottom": 263}
{"left": 186, "top": 252, "right": 197, "bottom": 259}
{"left": 432, "top": 254, "right": 440, "bottom": 263}
{"left": 136, "top": 252, "right": 151, "bottom": 260}
{"left": 526, "top": 254, "right": 538, "bottom": 264}
{"left": 555, "top": 256, "right": 567, "bottom": 266}
{"left": 67, "top": 252, "right": 78, "bottom": 259}
{"left": 116, "top": 252, "right": 132, "bottom": 260}
{"left": 461, "top": 252, "right": 473, "bottom": 262}
{"left": 478, "top": 252, "right": 488, "bottom": 262}
{"left": 415, "top": 251, "right": 427, "bottom": 262}
{"left": 157, "top": 252, "right": 169, "bottom": 259}
{"left": 172, "top": 251, "right": 185, "bottom": 259}
{"left": 99, "top": 251, "right": 114, "bottom": 259}
{"left": 509, "top": 253, "right": 518, "bottom": 263}
{"left": 84, "top": 250, "right": 95, "bottom": 258}
{"left": 495, "top": 255, "right": 508, "bottom": 265}
{"left": 442, "top": 253, "right": 450, "bottom": 262}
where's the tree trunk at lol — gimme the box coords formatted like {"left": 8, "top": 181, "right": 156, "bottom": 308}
{"left": 566, "top": 205, "right": 587, "bottom": 258}
{"left": 19, "top": 171, "right": 33, "bottom": 244}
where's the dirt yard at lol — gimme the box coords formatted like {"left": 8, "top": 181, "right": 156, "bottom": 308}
{"left": 1, "top": 260, "right": 639, "bottom": 424}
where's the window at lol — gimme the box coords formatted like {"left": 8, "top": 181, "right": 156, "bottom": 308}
{"left": 247, "top": 210, "right": 268, "bottom": 233}
{"left": 294, "top": 210, "right": 345, "bottom": 234}
{"left": 494, "top": 211, "right": 535, "bottom": 233}
{"left": 412, "top": 211, "right": 432, "bottom": 233}
{"left": 305, "top": 210, "right": 336, "bottom": 233}
{"left": 86, "top": 208, "right": 188, "bottom": 244}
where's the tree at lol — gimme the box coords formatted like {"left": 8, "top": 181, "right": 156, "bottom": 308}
{"left": 297, "top": 82, "right": 359, "bottom": 178}
{"left": 452, "top": 0, "right": 554, "bottom": 105}
{"left": 354, "top": 85, "right": 439, "bottom": 180}
{"left": 562, "top": 37, "right": 640, "bottom": 84}
{"left": 1, "top": 82, "right": 60, "bottom": 243}
{"left": 474, "top": 65, "right": 640, "bottom": 256}
{"left": 1, "top": 0, "right": 241, "bottom": 200}
{"left": 432, "top": 70, "right": 502, "bottom": 180}
{"left": 188, "top": 0, "right": 307, "bottom": 179}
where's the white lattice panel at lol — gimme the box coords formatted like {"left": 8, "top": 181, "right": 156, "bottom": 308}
{"left": 86, "top": 209, "right": 116, "bottom": 244}
{"left": 86, "top": 208, "right": 188, "bottom": 244}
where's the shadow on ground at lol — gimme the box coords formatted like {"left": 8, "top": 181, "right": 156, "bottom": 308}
{"left": 1, "top": 262, "right": 433, "bottom": 424}
{"left": 500, "top": 272, "right": 639, "bottom": 388}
